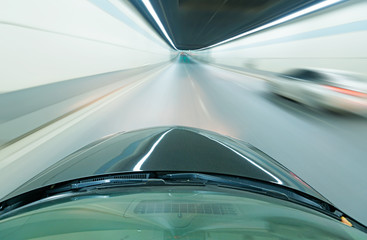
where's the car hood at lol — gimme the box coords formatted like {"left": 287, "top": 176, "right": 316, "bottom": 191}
{"left": 3, "top": 126, "right": 328, "bottom": 203}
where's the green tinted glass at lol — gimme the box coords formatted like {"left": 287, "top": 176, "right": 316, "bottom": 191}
{"left": 0, "top": 188, "right": 365, "bottom": 240}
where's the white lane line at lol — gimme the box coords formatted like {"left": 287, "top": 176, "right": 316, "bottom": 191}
{"left": 0, "top": 65, "right": 169, "bottom": 169}
{"left": 184, "top": 66, "right": 211, "bottom": 119}
{"left": 197, "top": 96, "right": 210, "bottom": 118}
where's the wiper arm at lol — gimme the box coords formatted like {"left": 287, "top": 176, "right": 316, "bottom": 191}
{"left": 0, "top": 172, "right": 209, "bottom": 215}
{"left": 162, "top": 172, "right": 277, "bottom": 195}
{"left": 1, "top": 172, "right": 365, "bottom": 233}
{"left": 67, "top": 176, "right": 205, "bottom": 192}
{"left": 0, "top": 172, "right": 341, "bottom": 219}
{"left": 163, "top": 173, "right": 367, "bottom": 234}
{"left": 71, "top": 178, "right": 163, "bottom": 190}
{"left": 0, "top": 173, "right": 206, "bottom": 216}
{"left": 161, "top": 173, "right": 328, "bottom": 212}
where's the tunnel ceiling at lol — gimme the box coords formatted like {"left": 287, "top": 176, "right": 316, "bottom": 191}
{"left": 130, "top": 0, "right": 324, "bottom": 50}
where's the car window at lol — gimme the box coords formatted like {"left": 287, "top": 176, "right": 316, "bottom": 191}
{"left": 284, "top": 69, "right": 326, "bottom": 82}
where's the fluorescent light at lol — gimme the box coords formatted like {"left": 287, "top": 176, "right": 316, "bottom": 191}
{"left": 142, "top": 0, "right": 178, "bottom": 50}
{"left": 202, "top": 0, "right": 344, "bottom": 50}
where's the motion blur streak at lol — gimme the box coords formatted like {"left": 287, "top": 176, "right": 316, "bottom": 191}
{"left": 142, "top": 0, "right": 177, "bottom": 50}
{"left": 0, "top": 0, "right": 366, "bottom": 232}
{"left": 325, "top": 85, "right": 367, "bottom": 97}
{"left": 1, "top": 57, "right": 366, "bottom": 226}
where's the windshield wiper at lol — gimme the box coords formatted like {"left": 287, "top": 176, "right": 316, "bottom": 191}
{"left": 0, "top": 172, "right": 205, "bottom": 217}
{"left": 52, "top": 178, "right": 165, "bottom": 193}
{"left": 167, "top": 173, "right": 367, "bottom": 234}
{"left": 0, "top": 172, "right": 324, "bottom": 215}
{"left": 161, "top": 173, "right": 334, "bottom": 215}
{"left": 52, "top": 174, "right": 205, "bottom": 194}
{"left": 1, "top": 171, "right": 365, "bottom": 233}
{"left": 162, "top": 173, "right": 285, "bottom": 197}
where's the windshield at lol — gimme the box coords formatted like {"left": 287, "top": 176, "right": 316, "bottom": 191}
{"left": 0, "top": 186, "right": 365, "bottom": 240}
{"left": 282, "top": 69, "right": 327, "bottom": 82}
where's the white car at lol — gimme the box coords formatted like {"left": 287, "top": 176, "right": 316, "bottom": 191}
{"left": 267, "top": 69, "right": 367, "bottom": 115}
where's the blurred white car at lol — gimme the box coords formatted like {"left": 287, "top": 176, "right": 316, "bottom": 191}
{"left": 267, "top": 69, "right": 367, "bottom": 115}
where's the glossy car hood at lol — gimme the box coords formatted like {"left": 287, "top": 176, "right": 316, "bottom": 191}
{"left": 3, "top": 126, "right": 328, "bottom": 202}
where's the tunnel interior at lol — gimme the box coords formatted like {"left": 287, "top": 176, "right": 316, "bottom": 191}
{"left": 130, "top": 0, "right": 324, "bottom": 50}
{"left": 1, "top": 0, "right": 367, "bottom": 233}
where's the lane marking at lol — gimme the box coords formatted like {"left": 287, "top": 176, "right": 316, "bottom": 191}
{"left": 183, "top": 65, "right": 211, "bottom": 119}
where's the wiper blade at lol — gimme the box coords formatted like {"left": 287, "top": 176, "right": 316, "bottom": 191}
{"left": 1, "top": 172, "right": 366, "bottom": 233}
{"left": 0, "top": 173, "right": 204, "bottom": 216}
{"left": 161, "top": 173, "right": 328, "bottom": 212}
{"left": 162, "top": 173, "right": 276, "bottom": 194}
{"left": 71, "top": 178, "right": 162, "bottom": 190}
{"left": 47, "top": 173, "right": 165, "bottom": 194}
{"left": 0, "top": 172, "right": 342, "bottom": 219}
{"left": 67, "top": 176, "right": 205, "bottom": 192}
{"left": 164, "top": 173, "right": 367, "bottom": 234}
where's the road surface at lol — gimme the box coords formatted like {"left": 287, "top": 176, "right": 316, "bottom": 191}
{"left": 1, "top": 56, "right": 367, "bottom": 225}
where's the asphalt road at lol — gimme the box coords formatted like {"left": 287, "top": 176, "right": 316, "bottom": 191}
{"left": 1, "top": 56, "right": 367, "bottom": 225}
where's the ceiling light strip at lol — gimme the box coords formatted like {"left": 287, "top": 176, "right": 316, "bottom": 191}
{"left": 201, "top": 0, "right": 344, "bottom": 50}
{"left": 142, "top": 0, "right": 178, "bottom": 50}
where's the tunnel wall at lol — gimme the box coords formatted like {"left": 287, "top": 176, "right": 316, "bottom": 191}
{"left": 194, "top": 0, "right": 367, "bottom": 77}
{"left": 0, "top": 0, "right": 176, "bottom": 93}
